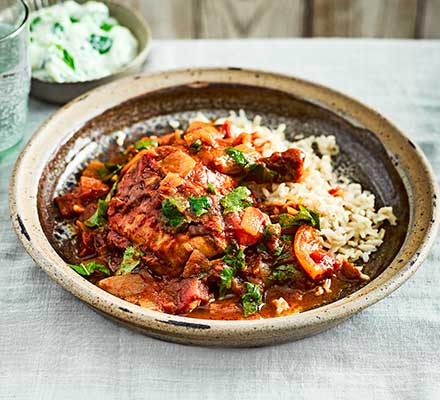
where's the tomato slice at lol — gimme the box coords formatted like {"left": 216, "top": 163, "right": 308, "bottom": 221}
{"left": 293, "top": 225, "right": 340, "bottom": 280}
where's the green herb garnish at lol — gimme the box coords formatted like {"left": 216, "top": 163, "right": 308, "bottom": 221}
{"left": 273, "top": 245, "right": 284, "bottom": 257}
{"left": 105, "top": 181, "right": 118, "bottom": 202}
{"left": 264, "top": 224, "right": 281, "bottom": 239}
{"left": 115, "top": 246, "right": 143, "bottom": 275}
{"left": 207, "top": 183, "right": 217, "bottom": 195}
{"left": 256, "top": 243, "right": 268, "bottom": 253}
{"left": 89, "top": 34, "right": 113, "bottom": 54}
{"left": 189, "top": 196, "right": 212, "bottom": 217}
{"left": 241, "top": 282, "right": 263, "bottom": 317}
{"left": 55, "top": 44, "right": 75, "bottom": 70}
{"left": 100, "top": 22, "right": 114, "bottom": 31}
{"left": 68, "top": 261, "right": 110, "bottom": 276}
{"left": 97, "top": 163, "right": 122, "bottom": 182}
{"left": 225, "top": 147, "right": 248, "bottom": 167}
{"left": 220, "top": 186, "right": 252, "bottom": 214}
{"left": 224, "top": 148, "right": 277, "bottom": 183}
{"left": 70, "top": 16, "right": 80, "bottom": 23}
{"left": 222, "top": 245, "right": 246, "bottom": 271}
{"left": 84, "top": 199, "right": 108, "bottom": 228}
{"left": 162, "top": 197, "right": 186, "bottom": 227}
{"left": 134, "top": 139, "right": 158, "bottom": 150}
{"left": 52, "top": 22, "right": 64, "bottom": 34}
{"left": 218, "top": 266, "right": 234, "bottom": 299}
{"left": 218, "top": 246, "right": 246, "bottom": 299}
{"left": 276, "top": 206, "right": 320, "bottom": 230}
{"left": 246, "top": 163, "right": 277, "bottom": 183}
{"left": 189, "top": 139, "right": 202, "bottom": 153}
{"left": 281, "top": 234, "right": 294, "bottom": 242}
{"left": 30, "top": 16, "right": 42, "bottom": 32}
{"left": 269, "top": 264, "right": 300, "bottom": 282}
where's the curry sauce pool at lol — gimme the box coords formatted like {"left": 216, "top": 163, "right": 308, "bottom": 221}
{"left": 54, "top": 110, "right": 397, "bottom": 320}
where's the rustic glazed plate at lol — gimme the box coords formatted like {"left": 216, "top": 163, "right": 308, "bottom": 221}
{"left": 10, "top": 68, "right": 439, "bottom": 347}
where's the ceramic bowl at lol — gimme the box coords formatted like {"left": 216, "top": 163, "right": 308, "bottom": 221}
{"left": 9, "top": 68, "right": 439, "bottom": 347}
{"left": 29, "top": 0, "right": 152, "bottom": 104}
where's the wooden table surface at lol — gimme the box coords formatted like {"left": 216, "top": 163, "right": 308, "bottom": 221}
{"left": 0, "top": 39, "right": 439, "bottom": 400}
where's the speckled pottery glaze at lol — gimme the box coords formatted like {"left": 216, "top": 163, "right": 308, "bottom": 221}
{"left": 10, "top": 68, "right": 439, "bottom": 347}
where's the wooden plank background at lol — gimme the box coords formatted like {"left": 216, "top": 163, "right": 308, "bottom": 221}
{"left": 127, "top": 0, "right": 440, "bottom": 39}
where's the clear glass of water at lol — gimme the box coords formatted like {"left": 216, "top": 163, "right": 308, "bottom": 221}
{"left": 0, "top": 0, "right": 30, "bottom": 154}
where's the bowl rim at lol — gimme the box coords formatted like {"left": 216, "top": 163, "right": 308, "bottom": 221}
{"left": 30, "top": 0, "right": 152, "bottom": 86}
{"left": 0, "top": 0, "right": 29, "bottom": 44}
{"left": 9, "top": 67, "right": 439, "bottom": 343}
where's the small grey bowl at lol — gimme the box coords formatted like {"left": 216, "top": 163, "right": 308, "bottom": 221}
{"left": 29, "top": 0, "right": 152, "bottom": 104}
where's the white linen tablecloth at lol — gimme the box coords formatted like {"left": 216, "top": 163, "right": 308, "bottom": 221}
{"left": 1, "top": 39, "right": 439, "bottom": 400}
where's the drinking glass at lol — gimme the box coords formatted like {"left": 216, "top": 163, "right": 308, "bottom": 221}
{"left": 0, "top": 0, "right": 30, "bottom": 154}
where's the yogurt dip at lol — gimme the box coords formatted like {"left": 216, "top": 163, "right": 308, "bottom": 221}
{"left": 29, "top": 1, "right": 138, "bottom": 82}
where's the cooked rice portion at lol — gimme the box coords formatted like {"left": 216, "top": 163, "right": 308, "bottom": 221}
{"left": 207, "top": 110, "right": 397, "bottom": 266}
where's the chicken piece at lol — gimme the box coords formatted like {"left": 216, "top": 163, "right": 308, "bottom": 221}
{"left": 177, "top": 278, "right": 209, "bottom": 314}
{"left": 200, "top": 147, "right": 243, "bottom": 175}
{"left": 98, "top": 273, "right": 147, "bottom": 298}
{"left": 78, "top": 176, "right": 109, "bottom": 201}
{"left": 82, "top": 160, "right": 106, "bottom": 179}
{"left": 55, "top": 175, "right": 109, "bottom": 217}
{"left": 107, "top": 230, "right": 131, "bottom": 250}
{"left": 55, "top": 193, "right": 78, "bottom": 217}
{"left": 182, "top": 249, "right": 211, "bottom": 278}
{"left": 184, "top": 121, "right": 224, "bottom": 147}
{"left": 108, "top": 146, "right": 229, "bottom": 276}
{"left": 262, "top": 148, "right": 305, "bottom": 183}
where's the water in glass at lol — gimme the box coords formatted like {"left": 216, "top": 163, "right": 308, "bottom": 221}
{"left": 0, "top": 0, "right": 30, "bottom": 154}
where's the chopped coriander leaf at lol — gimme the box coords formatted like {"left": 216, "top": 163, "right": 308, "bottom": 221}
{"left": 70, "top": 16, "right": 80, "bottom": 23}
{"left": 273, "top": 244, "right": 284, "bottom": 257}
{"left": 68, "top": 261, "right": 110, "bottom": 276}
{"left": 225, "top": 147, "right": 248, "bottom": 167}
{"left": 241, "top": 282, "right": 263, "bottom": 317}
{"left": 281, "top": 234, "right": 294, "bottom": 242}
{"left": 274, "top": 251, "right": 290, "bottom": 266}
{"left": 222, "top": 245, "right": 246, "bottom": 271}
{"left": 134, "top": 139, "right": 158, "bottom": 150}
{"left": 89, "top": 34, "right": 113, "bottom": 54}
{"left": 30, "top": 16, "right": 42, "bottom": 32}
{"left": 115, "top": 246, "right": 143, "bottom": 275}
{"left": 189, "top": 139, "right": 202, "bottom": 153}
{"left": 105, "top": 181, "right": 118, "bottom": 202}
{"left": 84, "top": 199, "right": 108, "bottom": 228}
{"left": 162, "top": 197, "right": 186, "bottom": 226}
{"left": 55, "top": 44, "right": 75, "bottom": 70}
{"left": 100, "top": 22, "right": 114, "bottom": 31}
{"left": 220, "top": 186, "right": 252, "bottom": 214}
{"left": 246, "top": 163, "right": 277, "bottom": 183}
{"left": 97, "top": 163, "right": 122, "bottom": 182}
{"left": 294, "top": 205, "right": 321, "bottom": 229}
{"left": 52, "top": 22, "right": 64, "bottom": 34}
{"left": 207, "top": 183, "right": 217, "bottom": 195}
{"left": 218, "top": 266, "right": 234, "bottom": 299}
{"left": 256, "top": 243, "right": 268, "bottom": 253}
{"left": 263, "top": 224, "right": 282, "bottom": 254}
{"left": 276, "top": 206, "right": 321, "bottom": 230}
{"left": 269, "top": 264, "right": 299, "bottom": 282}
{"left": 189, "top": 196, "right": 212, "bottom": 217}
{"left": 264, "top": 224, "right": 281, "bottom": 239}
